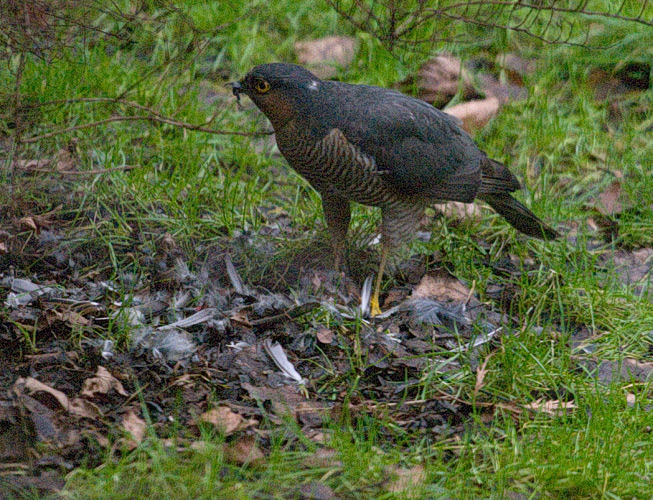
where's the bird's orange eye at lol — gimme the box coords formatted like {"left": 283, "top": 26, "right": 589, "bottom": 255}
{"left": 255, "top": 80, "right": 270, "bottom": 93}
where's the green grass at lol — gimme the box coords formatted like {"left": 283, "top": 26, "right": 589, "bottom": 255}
{"left": 1, "top": 0, "right": 652, "bottom": 499}
{"left": 61, "top": 387, "right": 653, "bottom": 499}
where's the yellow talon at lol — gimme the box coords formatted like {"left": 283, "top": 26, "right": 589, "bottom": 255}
{"left": 369, "top": 295, "right": 382, "bottom": 317}
{"left": 369, "top": 243, "right": 389, "bottom": 318}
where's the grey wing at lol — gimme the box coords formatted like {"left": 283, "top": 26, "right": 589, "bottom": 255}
{"left": 340, "top": 91, "right": 484, "bottom": 202}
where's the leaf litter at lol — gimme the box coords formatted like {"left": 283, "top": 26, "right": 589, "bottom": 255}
{"left": 1, "top": 57, "right": 651, "bottom": 496}
{"left": 4, "top": 196, "right": 649, "bottom": 497}
{"left": 0, "top": 211, "right": 525, "bottom": 495}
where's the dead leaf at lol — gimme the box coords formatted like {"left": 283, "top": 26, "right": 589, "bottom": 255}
{"left": 19, "top": 216, "right": 39, "bottom": 232}
{"left": 229, "top": 309, "right": 251, "bottom": 326}
{"left": 316, "top": 326, "right": 334, "bottom": 344}
{"left": 385, "top": 464, "right": 426, "bottom": 497}
{"left": 295, "top": 36, "right": 356, "bottom": 78}
{"left": 524, "top": 399, "right": 577, "bottom": 416}
{"left": 83, "top": 429, "right": 110, "bottom": 448}
{"left": 596, "top": 179, "right": 623, "bottom": 215}
{"left": 444, "top": 97, "right": 501, "bottom": 133}
{"left": 242, "top": 383, "right": 326, "bottom": 426}
{"left": 14, "top": 377, "right": 100, "bottom": 418}
{"left": 474, "top": 353, "right": 494, "bottom": 397}
{"left": 44, "top": 308, "right": 91, "bottom": 328}
{"left": 18, "top": 206, "right": 62, "bottom": 232}
{"left": 122, "top": 410, "right": 147, "bottom": 445}
{"left": 411, "top": 269, "right": 474, "bottom": 304}
{"left": 81, "top": 366, "right": 128, "bottom": 398}
{"left": 12, "top": 158, "right": 52, "bottom": 170}
{"left": 223, "top": 435, "right": 265, "bottom": 466}
{"left": 53, "top": 142, "right": 78, "bottom": 172}
{"left": 405, "top": 53, "right": 477, "bottom": 107}
{"left": 198, "top": 406, "right": 253, "bottom": 436}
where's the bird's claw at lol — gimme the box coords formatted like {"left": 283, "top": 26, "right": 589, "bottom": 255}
{"left": 369, "top": 296, "right": 382, "bottom": 317}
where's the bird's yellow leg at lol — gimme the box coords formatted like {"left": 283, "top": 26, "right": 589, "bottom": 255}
{"left": 370, "top": 243, "right": 389, "bottom": 317}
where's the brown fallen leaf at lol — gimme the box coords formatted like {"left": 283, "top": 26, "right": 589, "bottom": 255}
{"left": 12, "top": 158, "right": 52, "bottom": 170}
{"left": 122, "top": 410, "right": 147, "bottom": 446}
{"left": 242, "top": 382, "right": 326, "bottom": 426}
{"left": 523, "top": 399, "right": 577, "bottom": 416}
{"left": 316, "top": 326, "right": 334, "bottom": 344}
{"left": 444, "top": 97, "right": 501, "bottom": 134}
{"left": 44, "top": 308, "right": 92, "bottom": 328}
{"left": 18, "top": 205, "right": 62, "bottom": 233}
{"left": 223, "top": 435, "right": 265, "bottom": 466}
{"left": 385, "top": 464, "right": 426, "bottom": 497}
{"left": 81, "top": 366, "right": 128, "bottom": 398}
{"left": 295, "top": 36, "right": 356, "bottom": 79}
{"left": 198, "top": 406, "right": 255, "bottom": 436}
{"left": 404, "top": 53, "right": 477, "bottom": 108}
{"left": 83, "top": 429, "right": 110, "bottom": 448}
{"left": 587, "top": 66, "right": 650, "bottom": 101}
{"left": 13, "top": 377, "right": 101, "bottom": 419}
{"left": 160, "top": 232, "right": 178, "bottom": 253}
{"left": 411, "top": 269, "right": 475, "bottom": 304}
{"left": 53, "top": 141, "right": 79, "bottom": 172}
{"left": 596, "top": 179, "right": 624, "bottom": 215}
{"left": 474, "top": 353, "right": 495, "bottom": 397}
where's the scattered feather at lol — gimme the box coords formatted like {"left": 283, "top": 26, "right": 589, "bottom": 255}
{"left": 263, "top": 339, "right": 306, "bottom": 385}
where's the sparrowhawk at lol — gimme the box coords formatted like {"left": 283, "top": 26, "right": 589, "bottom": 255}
{"left": 231, "top": 63, "right": 558, "bottom": 316}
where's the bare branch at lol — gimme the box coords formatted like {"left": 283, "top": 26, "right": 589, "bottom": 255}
{"left": 326, "top": 0, "right": 652, "bottom": 53}
{"left": 20, "top": 115, "right": 272, "bottom": 144}
{"left": 15, "top": 165, "right": 137, "bottom": 175}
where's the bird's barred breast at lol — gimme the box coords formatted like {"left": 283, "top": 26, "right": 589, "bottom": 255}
{"left": 277, "top": 126, "right": 409, "bottom": 209}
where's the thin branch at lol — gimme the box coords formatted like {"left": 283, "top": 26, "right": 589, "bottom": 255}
{"left": 15, "top": 165, "right": 137, "bottom": 175}
{"left": 19, "top": 115, "right": 272, "bottom": 144}
{"left": 23, "top": 97, "right": 168, "bottom": 118}
{"left": 432, "top": 1, "right": 652, "bottom": 26}
{"left": 326, "top": 0, "right": 652, "bottom": 53}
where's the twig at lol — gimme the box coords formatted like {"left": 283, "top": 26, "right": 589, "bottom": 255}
{"left": 250, "top": 302, "right": 322, "bottom": 327}
{"left": 7, "top": 51, "right": 27, "bottom": 175}
{"left": 15, "top": 165, "right": 136, "bottom": 175}
{"left": 24, "top": 97, "right": 169, "bottom": 118}
{"left": 19, "top": 115, "right": 272, "bottom": 144}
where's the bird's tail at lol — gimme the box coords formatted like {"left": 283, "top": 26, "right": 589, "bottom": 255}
{"left": 478, "top": 193, "right": 559, "bottom": 240}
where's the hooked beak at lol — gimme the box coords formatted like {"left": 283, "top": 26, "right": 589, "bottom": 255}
{"left": 228, "top": 81, "right": 243, "bottom": 104}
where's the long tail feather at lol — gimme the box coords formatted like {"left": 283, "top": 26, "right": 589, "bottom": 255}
{"left": 479, "top": 193, "right": 559, "bottom": 240}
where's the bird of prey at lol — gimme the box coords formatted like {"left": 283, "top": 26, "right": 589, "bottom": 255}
{"left": 231, "top": 63, "right": 558, "bottom": 316}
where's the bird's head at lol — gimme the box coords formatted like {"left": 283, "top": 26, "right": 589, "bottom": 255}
{"left": 230, "top": 63, "right": 322, "bottom": 129}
